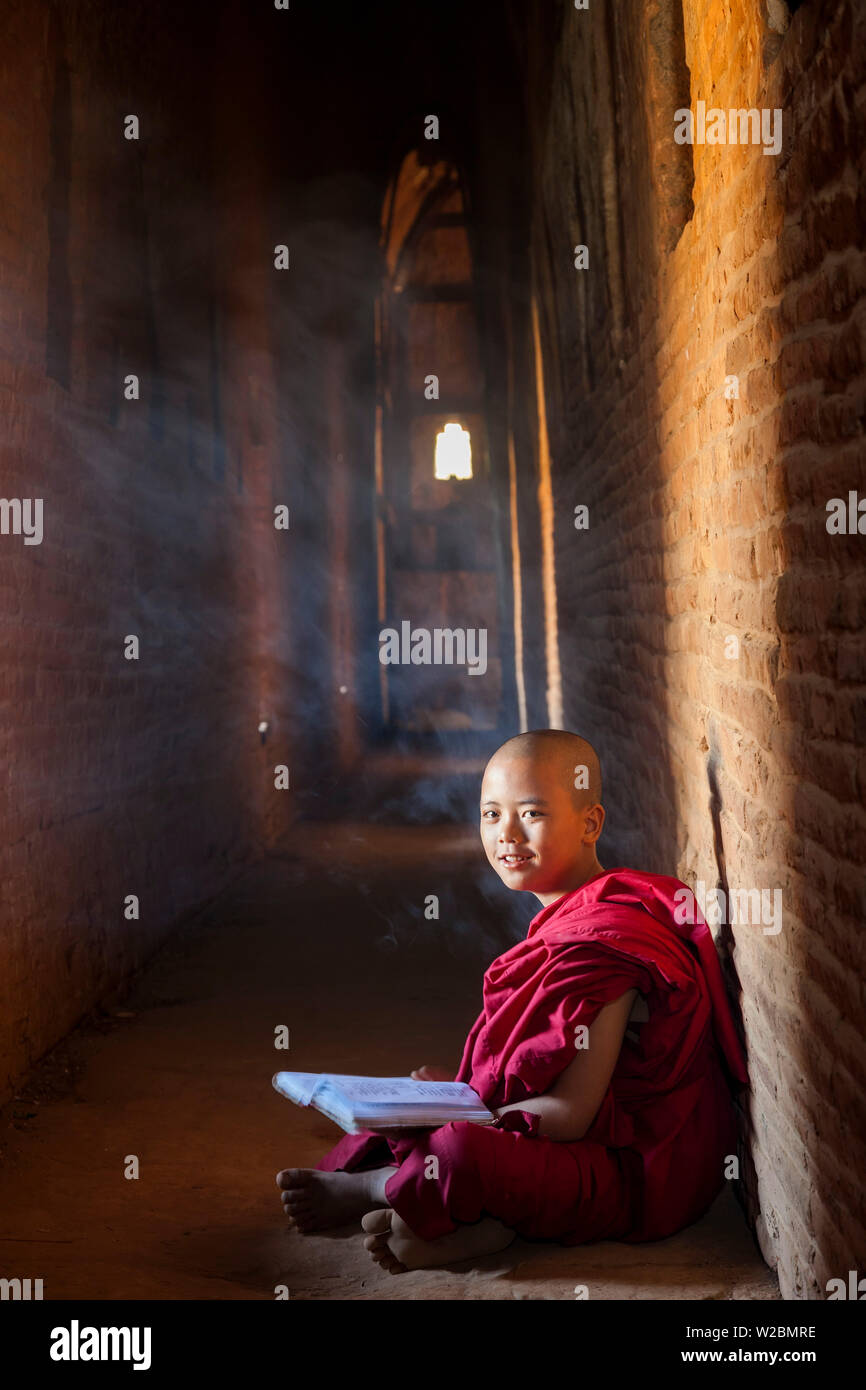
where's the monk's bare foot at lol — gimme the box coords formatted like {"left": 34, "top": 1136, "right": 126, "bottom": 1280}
{"left": 276, "top": 1168, "right": 391, "bottom": 1233}
{"left": 361, "top": 1207, "right": 515, "bottom": 1273}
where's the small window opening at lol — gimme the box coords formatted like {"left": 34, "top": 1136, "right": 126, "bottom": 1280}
{"left": 434, "top": 422, "right": 472, "bottom": 480}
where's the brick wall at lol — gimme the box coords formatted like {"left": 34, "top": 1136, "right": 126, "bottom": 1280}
{"left": 486, "top": 0, "right": 866, "bottom": 1297}
{"left": 0, "top": 0, "right": 297, "bottom": 1101}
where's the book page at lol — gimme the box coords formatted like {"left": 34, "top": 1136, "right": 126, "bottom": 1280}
{"left": 325, "top": 1075, "right": 484, "bottom": 1105}
{"left": 272, "top": 1072, "right": 322, "bottom": 1106}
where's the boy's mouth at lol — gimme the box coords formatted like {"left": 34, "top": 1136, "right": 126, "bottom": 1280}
{"left": 499, "top": 853, "right": 535, "bottom": 869}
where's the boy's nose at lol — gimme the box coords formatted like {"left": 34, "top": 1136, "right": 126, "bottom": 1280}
{"left": 499, "top": 825, "right": 526, "bottom": 844}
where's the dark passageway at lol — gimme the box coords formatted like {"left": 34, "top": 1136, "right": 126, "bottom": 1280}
{"left": 1, "top": 0, "right": 864, "bottom": 1308}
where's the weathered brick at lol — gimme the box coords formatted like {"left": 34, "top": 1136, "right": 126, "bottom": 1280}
{"left": 500, "top": 0, "right": 866, "bottom": 1301}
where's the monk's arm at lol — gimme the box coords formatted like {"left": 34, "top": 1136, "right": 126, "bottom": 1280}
{"left": 494, "top": 988, "right": 638, "bottom": 1142}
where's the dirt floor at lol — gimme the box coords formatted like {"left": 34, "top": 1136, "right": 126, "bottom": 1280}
{"left": 0, "top": 826, "right": 781, "bottom": 1301}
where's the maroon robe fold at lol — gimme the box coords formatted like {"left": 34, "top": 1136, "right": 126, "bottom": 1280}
{"left": 317, "top": 867, "right": 749, "bottom": 1243}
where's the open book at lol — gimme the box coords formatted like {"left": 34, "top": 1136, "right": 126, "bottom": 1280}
{"left": 273, "top": 1071, "right": 494, "bottom": 1135}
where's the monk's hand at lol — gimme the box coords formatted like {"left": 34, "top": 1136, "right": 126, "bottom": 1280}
{"left": 410, "top": 1064, "right": 454, "bottom": 1082}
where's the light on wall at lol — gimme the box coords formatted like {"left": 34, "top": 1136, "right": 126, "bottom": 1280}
{"left": 434, "top": 422, "right": 472, "bottom": 480}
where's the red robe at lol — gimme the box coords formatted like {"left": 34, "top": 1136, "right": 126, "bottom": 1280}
{"left": 318, "top": 868, "right": 749, "bottom": 1244}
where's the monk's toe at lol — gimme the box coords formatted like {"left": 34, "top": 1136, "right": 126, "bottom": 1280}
{"left": 361, "top": 1209, "right": 409, "bottom": 1273}
{"left": 361, "top": 1208, "right": 393, "bottom": 1236}
{"left": 276, "top": 1167, "right": 311, "bottom": 1191}
{"left": 363, "top": 1232, "right": 388, "bottom": 1252}
{"left": 282, "top": 1191, "right": 311, "bottom": 1209}
{"left": 367, "top": 1242, "right": 405, "bottom": 1273}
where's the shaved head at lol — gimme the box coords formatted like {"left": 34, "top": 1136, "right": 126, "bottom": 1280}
{"left": 485, "top": 729, "right": 603, "bottom": 807}
{"left": 479, "top": 729, "right": 606, "bottom": 905}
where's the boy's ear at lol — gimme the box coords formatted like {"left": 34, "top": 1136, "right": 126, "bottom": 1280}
{"left": 583, "top": 803, "right": 605, "bottom": 843}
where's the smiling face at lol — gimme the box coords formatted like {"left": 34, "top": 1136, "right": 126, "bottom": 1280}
{"left": 479, "top": 734, "right": 605, "bottom": 906}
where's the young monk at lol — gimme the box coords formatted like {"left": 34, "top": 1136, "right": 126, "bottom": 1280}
{"left": 276, "top": 729, "right": 749, "bottom": 1273}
